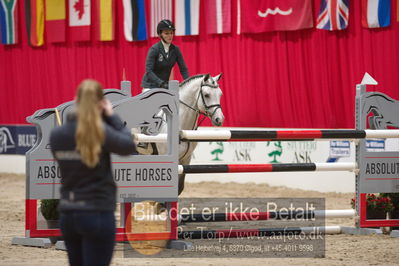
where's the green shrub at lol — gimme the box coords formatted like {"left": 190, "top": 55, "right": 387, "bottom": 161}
{"left": 40, "top": 199, "right": 59, "bottom": 220}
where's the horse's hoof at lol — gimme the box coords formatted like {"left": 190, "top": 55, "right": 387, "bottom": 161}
{"left": 155, "top": 202, "right": 167, "bottom": 215}
{"left": 137, "top": 142, "right": 149, "bottom": 149}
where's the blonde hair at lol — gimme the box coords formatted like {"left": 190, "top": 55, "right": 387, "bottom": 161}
{"left": 75, "top": 79, "right": 105, "bottom": 168}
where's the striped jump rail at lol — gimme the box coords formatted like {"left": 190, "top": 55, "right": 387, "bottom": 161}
{"left": 179, "top": 209, "right": 355, "bottom": 223}
{"left": 133, "top": 129, "right": 399, "bottom": 143}
{"left": 180, "top": 129, "right": 399, "bottom": 141}
{"left": 178, "top": 162, "right": 356, "bottom": 174}
{"left": 178, "top": 226, "right": 342, "bottom": 239}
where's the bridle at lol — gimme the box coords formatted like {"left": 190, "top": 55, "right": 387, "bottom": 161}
{"left": 179, "top": 81, "right": 222, "bottom": 129}
{"left": 179, "top": 80, "right": 222, "bottom": 161}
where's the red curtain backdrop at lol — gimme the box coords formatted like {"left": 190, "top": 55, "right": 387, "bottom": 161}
{"left": 1, "top": 0, "right": 399, "bottom": 128}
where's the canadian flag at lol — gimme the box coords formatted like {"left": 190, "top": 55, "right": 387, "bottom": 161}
{"left": 69, "top": 0, "right": 91, "bottom": 41}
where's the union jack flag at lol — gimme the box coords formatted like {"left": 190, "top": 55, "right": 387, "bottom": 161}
{"left": 316, "top": 0, "right": 349, "bottom": 30}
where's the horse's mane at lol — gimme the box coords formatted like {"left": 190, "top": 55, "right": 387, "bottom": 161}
{"left": 179, "top": 74, "right": 205, "bottom": 88}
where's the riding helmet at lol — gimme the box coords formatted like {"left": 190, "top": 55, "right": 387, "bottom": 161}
{"left": 157, "top": 19, "right": 175, "bottom": 35}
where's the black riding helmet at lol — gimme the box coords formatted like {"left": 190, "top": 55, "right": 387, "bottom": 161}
{"left": 157, "top": 19, "right": 175, "bottom": 35}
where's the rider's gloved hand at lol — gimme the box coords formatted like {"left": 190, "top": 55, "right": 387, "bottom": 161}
{"left": 160, "top": 82, "right": 168, "bottom": 89}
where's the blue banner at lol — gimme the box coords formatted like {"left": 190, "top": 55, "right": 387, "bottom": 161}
{"left": 0, "top": 125, "right": 37, "bottom": 154}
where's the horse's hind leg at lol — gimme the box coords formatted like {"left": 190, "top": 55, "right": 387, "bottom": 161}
{"left": 178, "top": 173, "right": 186, "bottom": 195}
{"left": 178, "top": 151, "right": 195, "bottom": 196}
{"left": 368, "top": 116, "right": 377, "bottom": 129}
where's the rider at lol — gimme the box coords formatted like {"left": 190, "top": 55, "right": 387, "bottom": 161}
{"left": 141, "top": 19, "right": 190, "bottom": 90}
{"left": 138, "top": 20, "right": 190, "bottom": 151}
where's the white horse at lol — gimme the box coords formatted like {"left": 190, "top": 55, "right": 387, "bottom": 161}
{"left": 137, "top": 73, "right": 225, "bottom": 194}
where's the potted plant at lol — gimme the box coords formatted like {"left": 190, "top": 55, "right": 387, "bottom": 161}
{"left": 380, "top": 193, "right": 399, "bottom": 219}
{"left": 40, "top": 199, "right": 60, "bottom": 244}
{"left": 380, "top": 193, "right": 399, "bottom": 230}
{"left": 351, "top": 193, "right": 394, "bottom": 219}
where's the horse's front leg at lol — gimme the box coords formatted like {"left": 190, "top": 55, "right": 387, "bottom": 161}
{"left": 374, "top": 116, "right": 386, "bottom": 129}
{"left": 178, "top": 145, "right": 195, "bottom": 196}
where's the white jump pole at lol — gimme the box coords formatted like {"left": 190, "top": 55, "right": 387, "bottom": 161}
{"left": 315, "top": 209, "right": 356, "bottom": 218}
{"left": 135, "top": 210, "right": 355, "bottom": 222}
{"left": 300, "top": 225, "right": 342, "bottom": 234}
{"left": 315, "top": 163, "right": 357, "bottom": 172}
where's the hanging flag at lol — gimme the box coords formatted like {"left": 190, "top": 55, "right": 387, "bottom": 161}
{"left": 361, "top": 0, "right": 390, "bottom": 28}
{"left": 150, "top": 0, "right": 172, "bottom": 37}
{"left": 25, "top": 0, "right": 45, "bottom": 46}
{"left": 316, "top": 0, "right": 349, "bottom": 31}
{"left": 0, "top": 0, "right": 18, "bottom": 45}
{"left": 237, "top": 0, "right": 313, "bottom": 34}
{"left": 175, "top": 0, "right": 200, "bottom": 36}
{"left": 122, "top": 0, "right": 147, "bottom": 41}
{"left": 96, "top": 0, "right": 115, "bottom": 41}
{"left": 69, "top": 0, "right": 90, "bottom": 41}
{"left": 397, "top": 0, "right": 399, "bottom": 22}
{"left": 205, "top": 0, "right": 231, "bottom": 34}
{"left": 45, "top": 0, "right": 66, "bottom": 43}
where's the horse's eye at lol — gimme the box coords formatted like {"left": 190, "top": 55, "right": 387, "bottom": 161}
{"left": 204, "top": 94, "right": 210, "bottom": 98}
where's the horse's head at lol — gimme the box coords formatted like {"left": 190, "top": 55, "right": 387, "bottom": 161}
{"left": 197, "top": 73, "right": 225, "bottom": 126}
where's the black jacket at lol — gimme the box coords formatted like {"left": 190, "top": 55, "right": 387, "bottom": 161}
{"left": 141, "top": 41, "right": 189, "bottom": 88}
{"left": 50, "top": 113, "right": 136, "bottom": 212}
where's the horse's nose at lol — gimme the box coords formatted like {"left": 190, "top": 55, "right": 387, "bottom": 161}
{"left": 214, "top": 117, "right": 223, "bottom": 126}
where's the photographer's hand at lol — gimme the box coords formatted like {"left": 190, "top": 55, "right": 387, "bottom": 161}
{"left": 101, "top": 99, "right": 114, "bottom": 117}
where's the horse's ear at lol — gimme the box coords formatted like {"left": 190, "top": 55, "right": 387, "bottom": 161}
{"left": 203, "top": 73, "right": 210, "bottom": 82}
{"left": 214, "top": 73, "right": 223, "bottom": 82}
